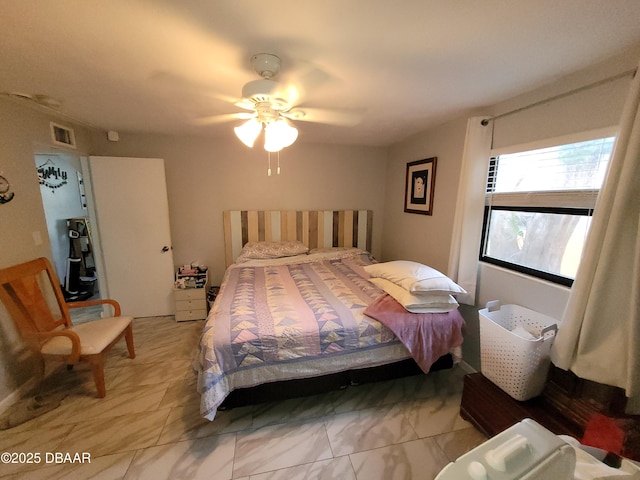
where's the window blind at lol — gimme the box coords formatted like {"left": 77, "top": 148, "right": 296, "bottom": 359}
{"left": 486, "top": 136, "right": 615, "bottom": 209}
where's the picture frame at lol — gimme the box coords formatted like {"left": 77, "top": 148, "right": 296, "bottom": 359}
{"left": 404, "top": 157, "right": 437, "bottom": 215}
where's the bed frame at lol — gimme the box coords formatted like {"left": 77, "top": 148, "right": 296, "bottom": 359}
{"left": 217, "top": 209, "right": 453, "bottom": 409}
{"left": 219, "top": 355, "right": 453, "bottom": 409}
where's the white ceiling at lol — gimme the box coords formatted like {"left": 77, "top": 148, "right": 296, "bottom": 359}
{"left": 2, "top": 0, "right": 640, "bottom": 147}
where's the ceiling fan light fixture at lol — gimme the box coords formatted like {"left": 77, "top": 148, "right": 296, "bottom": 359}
{"left": 234, "top": 118, "right": 262, "bottom": 148}
{"left": 264, "top": 118, "right": 298, "bottom": 152}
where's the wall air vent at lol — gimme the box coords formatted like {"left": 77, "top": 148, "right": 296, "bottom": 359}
{"left": 50, "top": 121, "right": 76, "bottom": 149}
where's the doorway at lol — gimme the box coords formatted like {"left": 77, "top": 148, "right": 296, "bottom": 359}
{"left": 36, "top": 152, "right": 100, "bottom": 303}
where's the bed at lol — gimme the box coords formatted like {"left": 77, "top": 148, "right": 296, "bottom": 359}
{"left": 195, "top": 210, "right": 465, "bottom": 420}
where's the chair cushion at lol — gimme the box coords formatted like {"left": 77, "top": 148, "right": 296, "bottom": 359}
{"left": 41, "top": 316, "right": 133, "bottom": 356}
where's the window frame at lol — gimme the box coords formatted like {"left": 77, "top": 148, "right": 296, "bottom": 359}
{"left": 478, "top": 127, "right": 617, "bottom": 287}
{"left": 480, "top": 205, "right": 593, "bottom": 286}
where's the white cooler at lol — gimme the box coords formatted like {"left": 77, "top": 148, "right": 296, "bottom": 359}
{"left": 436, "top": 419, "right": 574, "bottom": 479}
{"left": 436, "top": 418, "right": 640, "bottom": 480}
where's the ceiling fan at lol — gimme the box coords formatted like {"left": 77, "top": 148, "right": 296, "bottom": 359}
{"left": 197, "top": 53, "right": 362, "bottom": 152}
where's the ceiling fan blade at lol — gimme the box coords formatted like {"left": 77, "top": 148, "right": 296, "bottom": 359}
{"left": 285, "top": 107, "right": 363, "bottom": 127}
{"left": 150, "top": 71, "right": 245, "bottom": 108}
{"left": 234, "top": 98, "right": 259, "bottom": 110}
{"left": 277, "top": 60, "right": 333, "bottom": 106}
{"left": 267, "top": 82, "right": 302, "bottom": 106}
{"left": 192, "top": 112, "right": 254, "bottom": 126}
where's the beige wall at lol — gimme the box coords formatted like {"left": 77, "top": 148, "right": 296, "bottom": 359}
{"left": 88, "top": 133, "right": 389, "bottom": 285}
{"left": 381, "top": 117, "right": 470, "bottom": 273}
{"left": 490, "top": 47, "right": 639, "bottom": 150}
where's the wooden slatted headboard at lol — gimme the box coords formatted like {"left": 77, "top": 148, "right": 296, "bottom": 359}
{"left": 223, "top": 210, "right": 373, "bottom": 266}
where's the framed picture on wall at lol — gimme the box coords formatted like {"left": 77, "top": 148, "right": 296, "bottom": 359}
{"left": 404, "top": 157, "right": 437, "bottom": 215}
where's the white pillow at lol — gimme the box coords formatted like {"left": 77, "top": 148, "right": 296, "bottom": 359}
{"left": 369, "top": 277, "right": 459, "bottom": 313}
{"left": 364, "top": 260, "right": 467, "bottom": 295}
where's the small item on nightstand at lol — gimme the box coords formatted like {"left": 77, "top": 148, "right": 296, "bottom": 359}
{"left": 179, "top": 264, "right": 197, "bottom": 275}
{"left": 175, "top": 264, "right": 208, "bottom": 289}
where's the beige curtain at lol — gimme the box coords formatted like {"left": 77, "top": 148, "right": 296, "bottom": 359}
{"left": 551, "top": 63, "right": 640, "bottom": 412}
{"left": 447, "top": 117, "right": 492, "bottom": 305}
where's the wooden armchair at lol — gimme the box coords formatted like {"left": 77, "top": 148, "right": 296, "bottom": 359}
{"left": 0, "top": 257, "right": 135, "bottom": 397}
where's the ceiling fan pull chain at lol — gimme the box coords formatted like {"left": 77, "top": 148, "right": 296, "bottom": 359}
{"left": 267, "top": 152, "right": 272, "bottom": 176}
{"left": 277, "top": 151, "right": 281, "bottom": 175}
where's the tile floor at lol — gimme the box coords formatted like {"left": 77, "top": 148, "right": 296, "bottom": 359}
{"left": 0, "top": 316, "right": 487, "bottom": 480}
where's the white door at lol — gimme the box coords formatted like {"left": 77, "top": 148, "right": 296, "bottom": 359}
{"left": 87, "top": 156, "right": 175, "bottom": 317}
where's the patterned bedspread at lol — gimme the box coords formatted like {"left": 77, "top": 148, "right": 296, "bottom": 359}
{"left": 194, "top": 250, "right": 458, "bottom": 420}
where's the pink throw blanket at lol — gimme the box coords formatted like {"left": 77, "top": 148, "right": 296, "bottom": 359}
{"left": 363, "top": 294, "right": 465, "bottom": 372}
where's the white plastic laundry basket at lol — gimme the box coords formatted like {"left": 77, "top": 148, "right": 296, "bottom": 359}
{"left": 479, "top": 300, "right": 558, "bottom": 401}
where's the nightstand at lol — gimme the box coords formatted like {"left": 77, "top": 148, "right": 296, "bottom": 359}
{"left": 174, "top": 265, "right": 208, "bottom": 322}
{"left": 174, "top": 287, "right": 207, "bottom": 321}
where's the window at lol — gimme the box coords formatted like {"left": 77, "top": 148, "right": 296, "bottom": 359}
{"left": 480, "top": 132, "right": 615, "bottom": 286}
